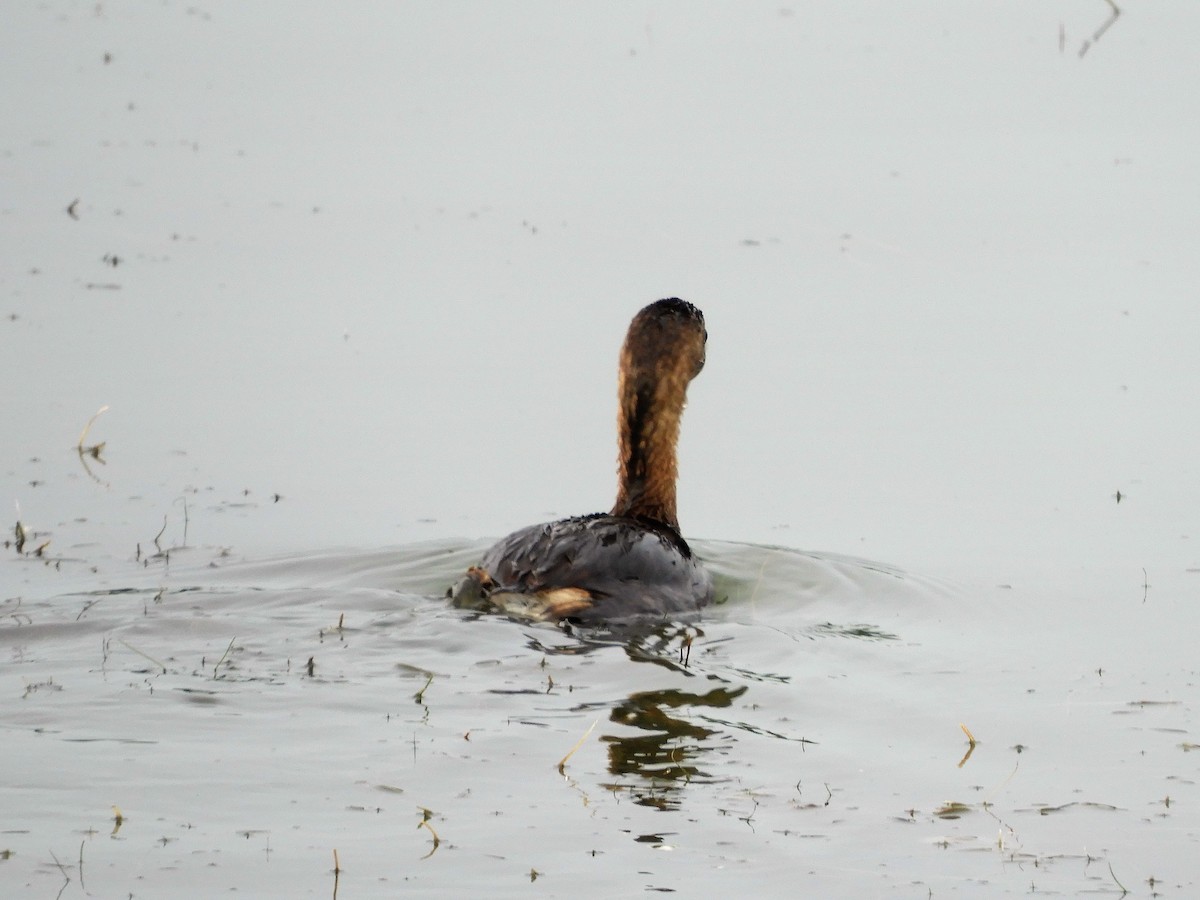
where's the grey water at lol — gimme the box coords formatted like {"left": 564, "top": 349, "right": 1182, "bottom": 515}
{"left": 3, "top": 3, "right": 1199, "bottom": 897}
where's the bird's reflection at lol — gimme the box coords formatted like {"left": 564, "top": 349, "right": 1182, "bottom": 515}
{"left": 599, "top": 684, "right": 748, "bottom": 809}
{"left": 526, "top": 621, "right": 714, "bottom": 675}
{"left": 525, "top": 622, "right": 771, "bottom": 809}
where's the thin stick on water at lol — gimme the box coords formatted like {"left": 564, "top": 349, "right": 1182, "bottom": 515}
{"left": 75, "top": 596, "right": 104, "bottom": 622}
{"left": 417, "top": 808, "right": 441, "bottom": 858}
{"left": 418, "top": 818, "right": 440, "bottom": 846}
{"left": 413, "top": 673, "right": 433, "bottom": 704}
{"left": 118, "top": 639, "right": 167, "bottom": 674}
{"left": 76, "top": 405, "right": 110, "bottom": 458}
{"left": 1107, "top": 860, "right": 1128, "bottom": 896}
{"left": 982, "top": 756, "right": 1022, "bottom": 804}
{"left": 49, "top": 849, "right": 70, "bottom": 900}
{"left": 1079, "top": 0, "right": 1121, "bottom": 57}
{"left": 557, "top": 719, "right": 598, "bottom": 774}
{"left": 213, "top": 638, "right": 236, "bottom": 679}
{"left": 1093, "top": 0, "right": 1121, "bottom": 43}
{"left": 956, "top": 722, "right": 978, "bottom": 768}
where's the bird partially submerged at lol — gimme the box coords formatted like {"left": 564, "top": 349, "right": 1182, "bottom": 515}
{"left": 449, "top": 298, "right": 712, "bottom": 625}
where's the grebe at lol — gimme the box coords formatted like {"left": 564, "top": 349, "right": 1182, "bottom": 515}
{"left": 449, "top": 298, "right": 713, "bottom": 624}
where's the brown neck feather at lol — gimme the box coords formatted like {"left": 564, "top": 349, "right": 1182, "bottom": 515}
{"left": 610, "top": 347, "right": 687, "bottom": 532}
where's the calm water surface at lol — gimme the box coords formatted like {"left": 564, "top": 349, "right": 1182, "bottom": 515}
{"left": 3, "top": 2, "right": 1200, "bottom": 897}
{"left": 4, "top": 537, "right": 1196, "bottom": 897}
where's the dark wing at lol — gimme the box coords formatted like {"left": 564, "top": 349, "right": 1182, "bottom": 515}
{"left": 477, "top": 514, "right": 712, "bottom": 621}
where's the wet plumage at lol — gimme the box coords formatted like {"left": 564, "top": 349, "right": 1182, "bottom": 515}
{"left": 449, "top": 298, "right": 711, "bottom": 624}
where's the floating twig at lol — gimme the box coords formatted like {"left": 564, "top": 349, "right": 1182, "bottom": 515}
{"left": 957, "top": 722, "right": 978, "bottom": 768}
{"left": 1079, "top": 0, "right": 1121, "bottom": 57}
{"left": 981, "top": 753, "right": 1022, "bottom": 803}
{"left": 75, "top": 596, "right": 104, "bottom": 621}
{"left": 1093, "top": 0, "right": 1121, "bottom": 42}
{"left": 557, "top": 719, "right": 598, "bottom": 774}
{"left": 75, "top": 405, "right": 110, "bottom": 484}
{"left": 1107, "top": 860, "right": 1128, "bottom": 896}
{"left": 76, "top": 405, "right": 109, "bottom": 459}
{"left": 118, "top": 639, "right": 167, "bottom": 674}
{"left": 212, "top": 637, "right": 236, "bottom": 679}
{"left": 413, "top": 673, "right": 433, "bottom": 705}
{"left": 739, "top": 795, "right": 760, "bottom": 828}
{"left": 179, "top": 496, "right": 189, "bottom": 547}
{"left": 417, "top": 807, "right": 440, "bottom": 858}
{"left": 49, "top": 848, "right": 70, "bottom": 900}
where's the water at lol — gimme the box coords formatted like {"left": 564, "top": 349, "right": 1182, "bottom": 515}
{"left": 5, "top": 540, "right": 1195, "bottom": 896}
{"left": 3, "top": 2, "right": 1199, "bottom": 897}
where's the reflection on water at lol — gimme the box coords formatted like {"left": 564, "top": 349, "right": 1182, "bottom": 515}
{"left": 507, "top": 564, "right": 900, "bottom": 806}
{"left": 3, "top": 536, "right": 1190, "bottom": 897}
{"left": 808, "top": 621, "right": 899, "bottom": 641}
{"left": 4, "top": 1, "right": 1197, "bottom": 892}
{"left": 526, "top": 622, "right": 702, "bottom": 674}
{"left": 459, "top": 540, "right": 918, "bottom": 810}
{"left": 599, "top": 685, "right": 747, "bottom": 809}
